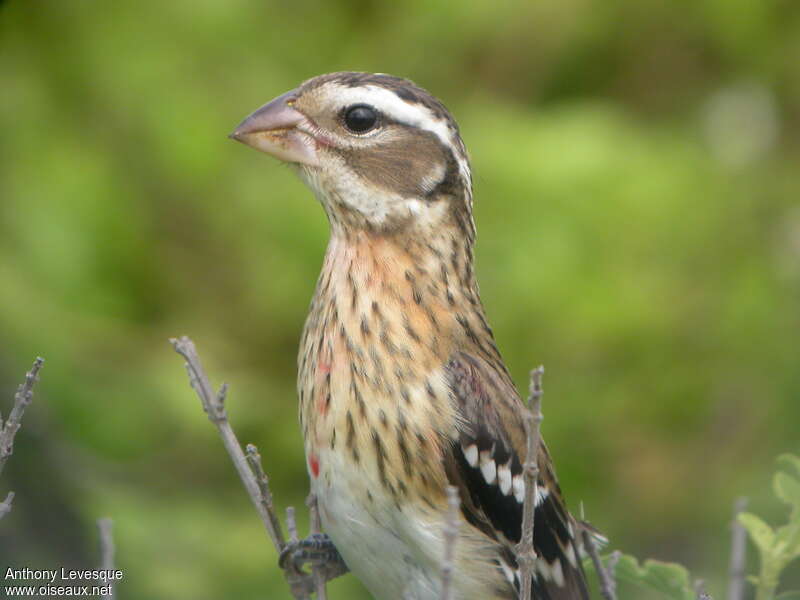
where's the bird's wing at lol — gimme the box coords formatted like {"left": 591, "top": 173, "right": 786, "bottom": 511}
{"left": 443, "top": 351, "right": 589, "bottom": 600}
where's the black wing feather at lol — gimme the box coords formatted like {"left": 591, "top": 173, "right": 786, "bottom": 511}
{"left": 445, "top": 352, "right": 590, "bottom": 600}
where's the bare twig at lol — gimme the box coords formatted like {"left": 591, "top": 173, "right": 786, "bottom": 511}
{"left": 287, "top": 506, "right": 299, "bottom": 546}
{"left": 246, "top": 444, "right": 287, "bottom": 548}
{"left": 171, "top": 337, "right": 286, "bottom": 549}
{"left": 0, "top": 491, "right": 15, "bottom": 520}
{"left": 171, "top": 336, "right": 319, "bottom": 599}
{"left": 307, "top": 494, "right": 327, "bottom": 600}
{"left": 607, "top": 550, "right": 621, "bottom": 586}
{"left": 727, "top": 497, "right": 748, "bottom": 600}
{"left": 515, "top": 366, "right": 544, "bottom": 600}
{"left": 97, "top": 518, "right": 115, "bottom": 600}
{"left": 0, "top": 357, "right": 44, "bottom": 478}
{"left": 440, "top": 485, "right": 460, "bottom": 600}
{"left": 285, "top": 506, "right": 313, "bottom": 600}
{"left": 583, "top": 529, "right": 617, "bottom": 600}
{"left": 0, "top": 358, "right": 44, "bottom": 521}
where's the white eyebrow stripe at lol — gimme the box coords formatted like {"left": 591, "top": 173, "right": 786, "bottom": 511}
{"left": 330, "top": 84, "right": 472, "bottom": 181}
{"left": 330, "top": 84, "right": 455, "bottom": 148}
{"left": 322, "top": 81, "right": 473, "bottom": 202}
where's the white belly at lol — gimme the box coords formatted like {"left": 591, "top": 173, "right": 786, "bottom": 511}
{"left": 313, "top": 449, "right": 445, "bottom": 600}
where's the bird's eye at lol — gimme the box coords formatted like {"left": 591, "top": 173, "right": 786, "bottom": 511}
{"left": 343, "top": 105, "right": 378, "bottom": 133}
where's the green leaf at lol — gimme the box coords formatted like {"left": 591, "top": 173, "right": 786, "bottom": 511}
{"left": 774, "top": 520, "right": 800, "bottom": 558}
{"left": 776, "top": 592, "right": 800, "bottom": 600}
{"left": 739, "top": 512, "right": 776, "bottom": 553}
{"left": 612, "top": 553, "right": 695, "bottom": 600}
{"left": 775, "top": 472, "right": 800, "bottom": 512}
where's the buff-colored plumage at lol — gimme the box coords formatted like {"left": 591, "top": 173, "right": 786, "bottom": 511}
{"left": 232, "top": 72, "right": 590, "bottom": 600}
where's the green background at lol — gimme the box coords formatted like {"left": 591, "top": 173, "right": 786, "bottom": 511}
{"left": 1, "top": 0, "right": 799, "bottom": 598}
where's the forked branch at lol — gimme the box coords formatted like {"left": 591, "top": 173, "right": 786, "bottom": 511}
{"left": 171, "top": 336, "right": 322, "bottom": 599}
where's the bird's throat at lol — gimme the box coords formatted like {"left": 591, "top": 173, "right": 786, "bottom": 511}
{"left": 310, "top": 229, "right": 480, "bottom": 367}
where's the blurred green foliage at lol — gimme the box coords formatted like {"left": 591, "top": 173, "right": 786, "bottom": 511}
{"left": 1, "top": 0, "right": 799, "bottom": 598}
{"left": 586, "top": 553, "right": 698, "bottom": 600}
{"left": 583, "top": 456, "right": 800, "bottom": 599}
{"left": 739, "top": 455, "right": 800, "bottom": 599}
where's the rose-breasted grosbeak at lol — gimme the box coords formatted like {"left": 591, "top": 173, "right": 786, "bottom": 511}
{"left": 231, "top": 72, "right": 590, "bottom": 600}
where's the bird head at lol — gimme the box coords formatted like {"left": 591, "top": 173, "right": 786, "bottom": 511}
{"left": 230, "top": 72, "right": 474, "bottom": 239}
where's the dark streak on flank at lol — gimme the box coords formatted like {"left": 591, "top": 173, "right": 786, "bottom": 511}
{"left": 380, "top": 330, "right": 398, "bottom": 355}
{"left": 352, "top": 381, "right": 367, "bottom": 418}
{"left": 403, "top": 318, "right": 421, "bottom": 343}
{"left": 425, "top": 379, "right": 436, "bottom": 401}
{"left": 397, "top": 427, "right": 413, "bottom": 477}
{"left": 372, "top": 428, "right": 388, "bottom": 487}
{"left": 346, "top": 411, "right": 356, "bottom": 451}
{"left": 400, "top": 386, "right": 411, "bottom": 405}
{"left": 361, "top": 316, "right": 371, "bottom": 337}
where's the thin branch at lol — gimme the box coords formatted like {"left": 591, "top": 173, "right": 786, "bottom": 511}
{"left": 727, "top": 497, "right": 748, "bottom": 600}
{"left": 171, "top": 337, "right": 286, "bottom": 550}
{"left": 440, "top": 485, "right": 460, "bottom": 600}
{"left": 171, "top": 336, "right": 319, "bottom": 599}
{"left": 0, "top": 357, "right": 44, "bottom": 478}
{"left": 0, "top": 358, "right": 44, "bottom": 521}
{"left": 285, "top": 506, "right": 312, "bottom": 600}
{"left": 97, "top": 518, "right": 115, "bottom": 600}
{"left": 0, "top": 491, "right": 15, "bottom": 521}
{"left": 306, "top": 494, "right": 327, "bottom": 600}
{"left": 246, "top": 444, "right": 287, "bottom": 548}
{"left": 515, "top": 366, "right": 544, "bottom": 600}
{"left": 607, "top": 550, "right": 621, "bottom": 588}
{"left": 287, "top": 506, "right": 299, "bottom": 547}
{"left": 582, "top": 529, "right": 617, "bottom": 600}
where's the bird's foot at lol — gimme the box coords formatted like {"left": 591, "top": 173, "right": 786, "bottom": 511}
{"left": 279, "top": 532, "right": 349, "bottom": 580}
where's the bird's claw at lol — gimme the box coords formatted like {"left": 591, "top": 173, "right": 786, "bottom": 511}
{"left": 279, "top": 533, "right": 348, "bottom": 576}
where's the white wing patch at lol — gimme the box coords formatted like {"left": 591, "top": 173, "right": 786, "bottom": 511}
{"left": 512, "top": 474, "right": 524, "bottom": 503}
{"left": 497, "top": 463, "right": 512, "bottom": 495}
{"left": 479, "top": 450, "right": 497, "bottom": 485}
{"left": 462, "top": 443, "right": 478, "bottom": 467}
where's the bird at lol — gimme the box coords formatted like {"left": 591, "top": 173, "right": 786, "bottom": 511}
{"left": 230, "top": 72, "right": 591, "bottom": 600}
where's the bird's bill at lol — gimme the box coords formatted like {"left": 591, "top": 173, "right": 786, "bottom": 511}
{"left": 229, "top": 90, "right": 320, "bottom": 166}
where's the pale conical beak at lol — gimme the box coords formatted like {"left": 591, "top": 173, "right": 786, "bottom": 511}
{"left": 229, "top": 90, "right": 320, "bottom": 166}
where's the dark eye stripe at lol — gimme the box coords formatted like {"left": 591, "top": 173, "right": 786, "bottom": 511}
{"left": 336, "top": 125, "right": 450, "bottom": 198}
